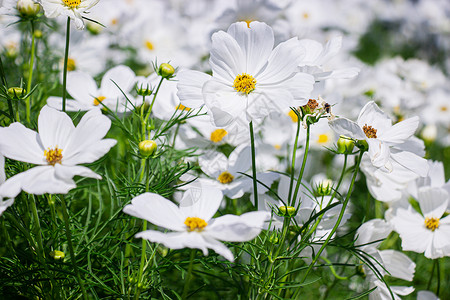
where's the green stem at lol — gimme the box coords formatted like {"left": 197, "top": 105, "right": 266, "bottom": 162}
{"left": 320, "top": 256, "right": 348, "bottom": 280}
{"left": 436, "top": 258, "right": 441, "bottom": 297}
{"left": 287, "top": 111, "right": 302, "bottom": 206}
{"left": 144, "top": 77, "right": 164, "bottom": 126}
{"left": 26, "top": 21, "right": 36, "bottom": 123}
{"left": 62, "top": 17, "right": 71, "bottom": 112}
{"left": 292, "top": 124, "right": 310, "bottom": 207}
{"left": 61, "top": 195, "right": 88, "bottom": 300}
{"left": 182, "top": 249, "right": 196, "bottom": 299}
{"left": 249, "top": 121, "right": 259, "bottom": 210}
{"left": 140, "top": 95, "right": 146, "bottom": 139}
{"left": 299, "top": 150, "right": 364, "bottom": 284}
{"left": 134, "top": 221, "right": 148, "bottom": 300}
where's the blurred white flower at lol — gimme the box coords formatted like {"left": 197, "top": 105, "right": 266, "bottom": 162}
{"left": 391, "top": 187, "right": 450, "bottom": 259}
{"left": 47, "top": 65, "right": 137, "bottom": 113}
{"left": 0, "top": 155, "right": 14, "bottom": 216}
{"left": 35, "top": 0, "right": 100, "bottom": 30}
{"left": 0, "top": 106, "right": 116, "bottom": 198}
{"left": 123, "top": 185, "right": 270, "bottom": 262}
{"left": 329, "top": 101, "right": 428, "bottom": 175}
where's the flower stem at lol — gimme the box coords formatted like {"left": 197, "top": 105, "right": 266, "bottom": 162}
{"left": 61, "top": 195, "right": 88, "bottom": 300}
{"left": 182, "top": 249, "right": 196, "bottom": 299}
{"left": 288, "top": 111, "right": 302, "bottom": 206}
{"left": 26, "top": 21, "right": 36, "bottom": 123}
{"left": 144, "top": 77, "right": 164, "bottom": 127}
{"left": 249, "top": 121, "right": 259, "bottom": 210}
{"left": 62, "top": 17, "right": 71, "bottom": 112}
{"left": 292, "top": 124, "right": 310, "bottom": 207}
{"left": 134, "top": 221, "right": 147, "bottom": 300}
{"left": 298, "top": 150, "right": 364, "bottom": 285}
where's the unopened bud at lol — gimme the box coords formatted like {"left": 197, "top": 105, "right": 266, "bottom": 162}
{"left": 315, "top": 179, "right": 333, "bottom": 196}
{"left": 17, "top": 0, "right": 40, "bottom": 17}
{"left": 139, "top": 140, "right": 157, "bottom": 156}
{"left": 7, "top": 87, "right": 26, "bottom": 99}
{"left": 136, "top": 83, "right": 152, "bottom": 96}
{"left": 87, "top": 22, "right": 103, "bottom": 35}
{"left": 268, "top": 233, "right": 279, "bottom": 244}
{"left": 278, "top": 205, "right": 296, "bottom": 217}
{"left": 34, "top": 29, "right": 43, "bottom": 39}
{"left": 337, "top": 136, "right": 355, "bottom": 154}
{"left": 158, "top": 63, "right": 175, "bottom": 79}
{"left": 49, "top": 250, "right": 65, "bottom": 260}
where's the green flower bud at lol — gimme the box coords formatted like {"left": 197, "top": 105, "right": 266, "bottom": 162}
{"left": 17, "top": 0, "right": 40, "bottom": 17}
{"left": 49, "top": 250, "right": 65, "bottom": 260}
{"left": 7, "top": 87, "right": 26, "bottom": 99}
{"left": 139, "top": 140, "right": 157, "bottom": 156}
{"left": 136, "top": 83, "right": 153, "bottom": 96}
{"left": 278, "top": 205, "right": 296, "bottom": 217}
{"left": 356, "top": 139, "right": 369, "bottom": 152}
{"left": 315, "top": 179, "right": 333, "bottom": 196}
{"left": 158, "top": 63, "right": 175, "bottom": 79}
{"left": 337, "top": 136, "right": 355, "bottom": 154}
{"left": 87, "top": 22, "right": 103, "bottom": 35}
{"left": 34, "top": 29, "right": 43, "bottom": 39}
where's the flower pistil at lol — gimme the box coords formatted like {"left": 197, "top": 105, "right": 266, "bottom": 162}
{"left": 44, "top": 147, "right": 63, "bottom": 165}
{"left": 63, "top": 0, "right": 81, "bottom": 8}
{"left": 363, "top": 124, "right": 377, "bottom": 138}
{"left": 184, "top": 217, "right": 208, "bottom": 232}
{"left": 233, "top": 73, "right": 256, "bottom": 94}
{"left": 218, "top": 171, "right": 234, "bottom": 184}
{"left": 424, "top": 217, "right": 439, "bottom": 231}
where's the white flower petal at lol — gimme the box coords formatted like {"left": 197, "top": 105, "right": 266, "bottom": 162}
{"left": 328, "top": 118, "right": 366, "bottom": 140}
{"left": 227, "top": 21, "right": 274, "bottom": 75}
{"left": 228, "top": 145, "right": 251, "bottom": 175}
{"left": 66, "top": 71, "right": 99, "bottom": 105}
{"left": 202, "top": 236, "right": 234, "bottom": 262}
{"left": 54, "top": 164, "right": 101, "bottom": 180}
{"left": 380, "top": 117, "right": 419, "bottom": 144}
{"left": 379, "top": 250, "right": 415, "bottom": 281}
{"left": 418, "top": 187, "right": 449, "bottom": 219}
{"left": 0, "top": 123, "right": 44, "bottom": 165}
{"left": 179, "top": 186, "right": 223, "bottom": 222}
{"left": 207, "top": 211, "right": 269, "bottom": 242}
{"left": 123, "top": 193, "right": 185, "bottom": 231}
{"left": 177, "top": 70, "right": 211, "bottom": 108}
{"left": 210, "top": 31, "right": 244, "bottom": 83}
{"left": 390, "top": 151, "right": 429, "bottom": 177}
{"left": 357, "top": 101, "right": 392, "bottom": 134}
{"left": 101, "top": 65, "right": 136, "bottom": 98}
{"left": 38, "top": 105, "right": 75, "bottom": 150}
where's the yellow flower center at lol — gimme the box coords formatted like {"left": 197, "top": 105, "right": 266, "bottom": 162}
{"left": 242, "top": 19, "right": 254, "bottom": 28}
{"left": 63, "top": 0, "right": 81, "bottom": 8}
{"left": 145, "top": 40, "right": 154, "bottom": 51}
{"left": 218, "top": 171, "right": 234, "bottom": 184}
{"left": 303, "top": 12, "right": 309, "bottom": 19}
{"left": 363, "top": 124, "right": 377, "bottom": 139}
{"left": 288, "top": 109, "right": 298, "bottom": 123}
{"left": 184, "top": 217, "right": 208, "bottom": 232}
{"left": 67, "top": 58, "right": 76, "bottom": 71}
{"left": 93, "top": 96, "right": 106, "bottom": 106}
{"left": 440, "top": 106, "right": 448, "bottom": 112}
{"left": 233, "top": 73, "right": 256, "bottom": 94}
{"left": 44, "top": 147, "right": 63, "bottom": 165}
{"left": 176, "top": 103, "right": 191, "bottom": 111}
{"left": 317, "top": 134, "right": 329, "bottom": 144}
{"left": 274, "top": 144, "right": 281, "bottom": 150}
{"left": 210, "top": 129, "right": 228, "bottom": 143}
{"left": 424, "top": 217, "right": 439, "bottom": 231}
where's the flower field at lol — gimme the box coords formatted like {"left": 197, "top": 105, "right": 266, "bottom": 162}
{"left": 0, "top": 0, "right": 449, "bottom": 299}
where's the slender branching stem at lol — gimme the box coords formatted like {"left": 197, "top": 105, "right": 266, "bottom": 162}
{"left": 26, "top": 21, "right": 36, "bottom": 123}
{"left": 62, "top": 17, "right": 71, "bottom": 112}
{"left": 249, "top": 121, "right": 259, "bottom": 210}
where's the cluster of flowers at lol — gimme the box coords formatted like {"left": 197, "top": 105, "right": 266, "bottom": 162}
{"left": 0, "top": 0, "right": 449, "bottom": 299}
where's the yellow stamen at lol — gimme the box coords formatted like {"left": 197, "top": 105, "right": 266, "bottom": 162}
{"left": 274, "top": 144, "right": 281, "bottom": 150}
{"left": 210, "top": 129, "right": 228, "bottom": 143}
{"left": 145, "top": 40, "right": 154, "bottom": 51}
{"left": 243, "top": 19, "right": 254, "bottom": 28}
{"left": 44, "top": 147, "right": 63, "bottom": 165}
{"left": 288, "top": 110, "right": 298, "bottom": 123}
{"left": 363, "top": 124, "right": 377, "bottom": 139}
{"left": 176, "top": 104, "right": 191, "bottom": 111}
{"left": 218, "top": 171, "right": 234, "bottom": 184}
{"left": 63, "top": 0, "right": 81, "bottom": 8}
{"left": 184, "top": 217, "right": 207, "bottom": 232}
{"left": 93, "top": 96, "right": 106, "bottom": 106}
{"left": 317, "top": 134, "right": 329, "bottom": 144}
{"left": 440, "top": 106, "right": 448, "bottom": 112}
{"left": 111, "top": 18, "right": 118, "bottom": 25}
{"left": 303, "top": 12, "right": 309, "bottom": 19}
{"left": 424, "top": 217, "right": 439, "bottom": 231}
{"left": 233, "top": 73, "right": 256, "bottom": 94}
{"left": 67, "top": 58, "right": 76, "bottom": 71}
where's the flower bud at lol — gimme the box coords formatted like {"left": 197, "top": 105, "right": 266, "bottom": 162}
{"left": 34, "top": 29, "right": 43, "bottom": 39}
{"left": 17, "top": 0, "right": 40, "bottom": 17}
{"left": 356, "top": 139, "right": 369, "bottom": 152}
{"left": 49, "top": 250, "right": 65, "bottom": 260}
{"left": 136, "top": 83, "right": 152, "bottom": 96}
{"left": 315, "top": 179, "right": 333, "bottom": 196}
{"left": 268, "top": 233, "right": 279, "bottom": 244}
{"left": 337, "top": 136, "right": 355, "bottom": 154}
{"left": 278, "top": 205, "right": 296, "bottom": 217}
{"left": 139, "top": 140, "right": 157, "bottom": 156}
{"left": 158, "top": 63, "right": 175, "bottom": 79}
{"left": 7, "top": 87, "right": 26, "bottom": 99}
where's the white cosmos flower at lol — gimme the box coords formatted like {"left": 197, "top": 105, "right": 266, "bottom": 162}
{"left": 0, "top": 105, "right": 116, "bottom": 198}
{"left": 329, "top": 101, "right": 428, "bottom": 175}
{"left": 47, "top": 65, "right": 137, "bottom": 113}
{"left": 177, "top": 21, "right": 315, "bottom": 127}
{"left": 123, "top": 186, "right": 270, "bottom": 262}
{"left": 0, "top": 155, "right": 14, "bottom": 216}
{"left": 391, "top": 187, "right": 450, "bottom": 259}
{"left": 35, "top": 0, "right": 100, "bottom": 30}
